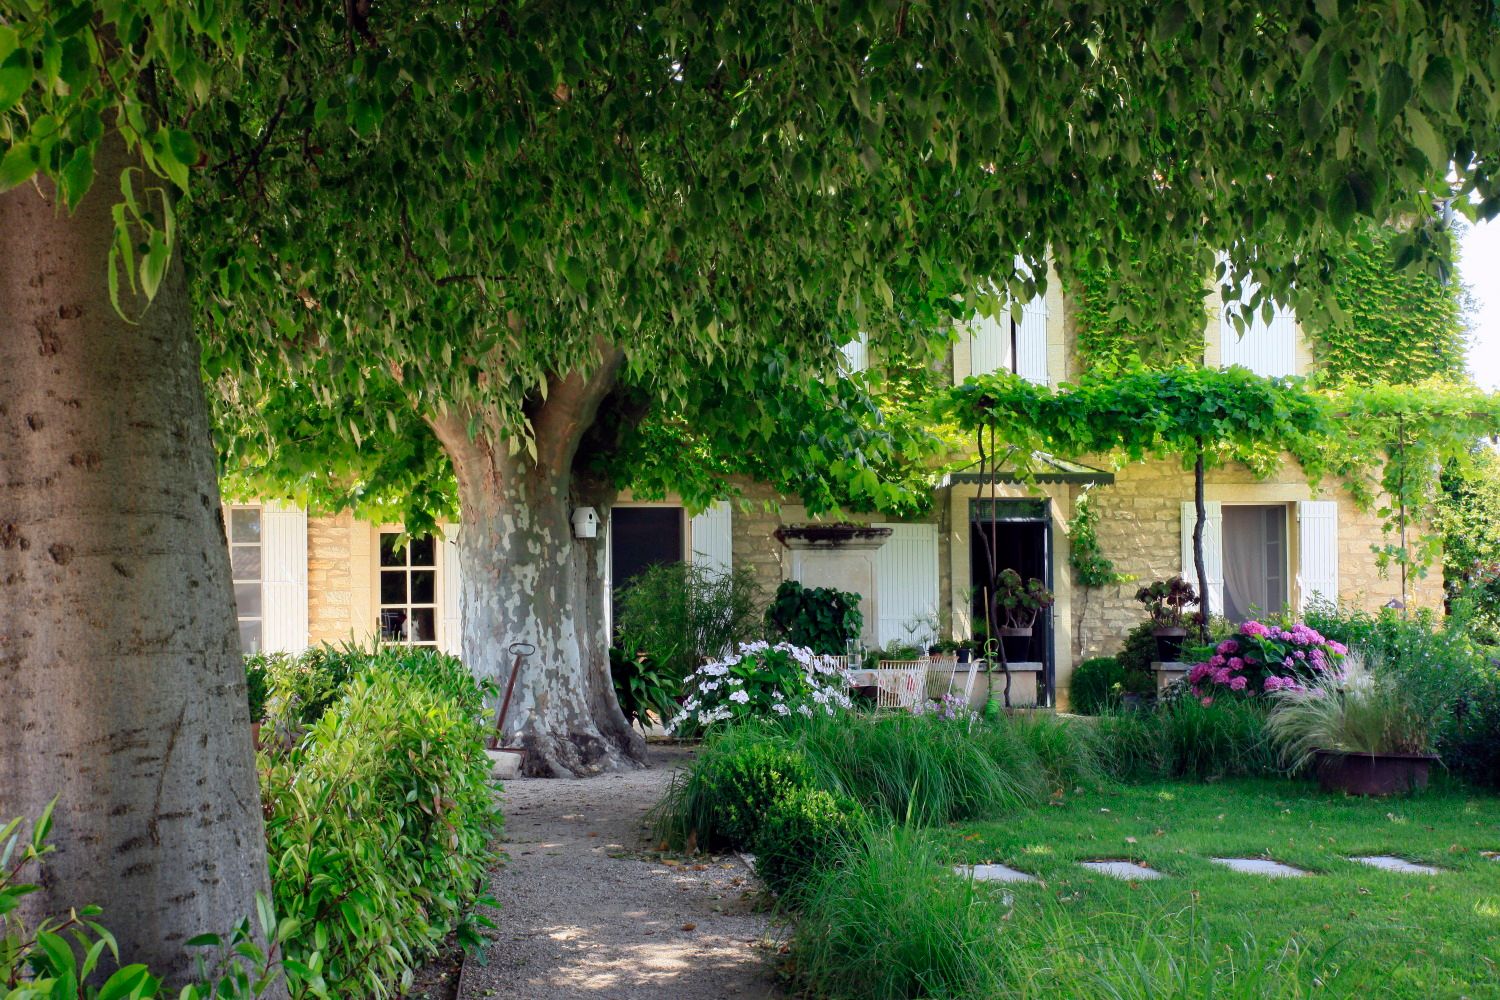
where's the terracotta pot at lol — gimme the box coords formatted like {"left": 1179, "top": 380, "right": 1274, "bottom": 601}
{"left": 1152, "top": 627, "right": 1188, "bottom": 663}
{"left": 1314, "top": 750, "right": 1437, "bottom": 796}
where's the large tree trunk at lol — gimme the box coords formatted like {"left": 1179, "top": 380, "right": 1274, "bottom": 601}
{"left": 0, "top": 138, "right": 278, "bottom": 986}
{"left": 429, "top": 355, "right": 646, "bottom": 778}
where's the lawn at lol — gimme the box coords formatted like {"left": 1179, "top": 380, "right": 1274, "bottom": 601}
{"left": 938, "top": 778, "right": 1500, "bottom": 999}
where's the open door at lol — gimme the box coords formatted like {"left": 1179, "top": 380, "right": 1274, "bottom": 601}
{"left": 970, "top": 499, "right": 1054, "bottom": 704}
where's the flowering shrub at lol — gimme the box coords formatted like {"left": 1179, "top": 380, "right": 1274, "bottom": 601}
{"left": 667, "top": 642, "right": 854, "bottom": 734}
{"left": 911, "top": 692, "right": 977, "bottom": 723}
{"left": 1187, "top": 619, "right": 1347, "bottom": 701}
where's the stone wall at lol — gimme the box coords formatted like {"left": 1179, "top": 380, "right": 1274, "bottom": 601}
{"left": 307, "top": 512, "right": 355, "bottom": 644}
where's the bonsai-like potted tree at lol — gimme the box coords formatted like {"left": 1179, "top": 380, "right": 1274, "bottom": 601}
{"left": 1136, "top": 576, "right": 1199, "bottom": 662}
{"left": 991, "top": 568, "right": 1054, "bottom": 665}
{"left": 1265, "top": 654, "right": 1437, "bottom": 796}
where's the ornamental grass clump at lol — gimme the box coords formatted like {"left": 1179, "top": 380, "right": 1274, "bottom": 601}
{"left": 1266, "top": 653, "right": 1431, "bottom": 771}
{"left": 666, "top": 641, "right": 854, "bottom": 734}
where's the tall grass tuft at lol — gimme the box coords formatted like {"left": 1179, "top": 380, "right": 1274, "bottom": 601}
{"left": 1092, "top": 696, "right": 1278, "bottom": 781}
{"left": 792, "top": 712, "right": 1045, "bottom": 824}
{"left": 1266, "top": 654, "right": 1430, "bottom": 769}
{"left": 790, "top": 827, "right": 1007, "bottom": 1000}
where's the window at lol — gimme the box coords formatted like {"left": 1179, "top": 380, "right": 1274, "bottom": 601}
{"left": 378, "top": 531, "right": 438, "bottom": 645}
{"left": 229, "top": 507, "right": 263, "bottom": 653}
{"left": 1219, "top": 266, "right": 1297, "bottom": 377}
{"left": 1221, "top": 505, "right": 1289, "bottom": 622}
{"left": 838, "top": 333, "right": 869, "bottom": 374}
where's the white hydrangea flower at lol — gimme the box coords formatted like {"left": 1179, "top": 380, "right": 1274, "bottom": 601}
{"left": 728, "top": 689, "right": 751, "bottom": 704}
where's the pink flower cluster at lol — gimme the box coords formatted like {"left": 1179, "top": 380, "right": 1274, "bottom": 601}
{"left": 1187, "top": 619, "right": 1345, "bottom": 702}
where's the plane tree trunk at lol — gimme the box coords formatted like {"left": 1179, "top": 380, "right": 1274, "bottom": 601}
{"left": 0, "top": 135, "right": 279, "bottom": 986}
{"left": 428, "top": 350, "right": 646, "bottom": 777}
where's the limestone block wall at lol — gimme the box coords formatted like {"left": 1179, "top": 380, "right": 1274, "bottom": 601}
{"left": 307, "top": 512, "right": 355, "bottom": 644}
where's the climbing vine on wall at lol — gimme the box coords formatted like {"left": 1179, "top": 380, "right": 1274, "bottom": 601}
{"left": 1312, "top": 225, "right": 1470, "bottom": 385}
{"left": 1063, "top": 237, "right": 1211, "bottom": 375}
{"left": 1068, "top": 488, "right": 1134, "bottom": 588}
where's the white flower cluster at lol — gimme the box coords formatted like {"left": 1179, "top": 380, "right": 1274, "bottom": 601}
{"left": 666, "top": 642, "right": 856, "bottom": 734}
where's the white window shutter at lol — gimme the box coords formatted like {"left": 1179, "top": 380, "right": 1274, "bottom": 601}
{"left": 1296, "top": 500, "right": 1339, "bottom": 612}
{"left": 873, "top": 523, "right": 940, "bottom": 647}
{"left": 260, "top": 502, "right": 308, "bottom": 653}
{"left": 1220, "top": 276, "right": 1297, "bottom": 378}
{"left": 440, "top": 524, "right": 464, "bottom": 656}
{"left": 1015, "top": 294, "right": 1049, "bottom": 385}
{"left": 967, "top": 313, "right": 1010, "bottom": 377}
{"left": 689, "top": 502, "right": 733, "bottom": 577}
{"left": 1180, "top": 501, "right": 1224, "bottom": 620}
{"left": 839, "top": 334, "right": 869, "bottom": 374}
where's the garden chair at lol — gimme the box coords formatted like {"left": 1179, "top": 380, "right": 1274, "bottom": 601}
{"left": 871, "top": 658, "right": 931, "bottom": 710}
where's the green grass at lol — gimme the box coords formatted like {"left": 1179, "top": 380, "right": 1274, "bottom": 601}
{"left": 935, "top": 778, "right": 1500, "bottom": 999}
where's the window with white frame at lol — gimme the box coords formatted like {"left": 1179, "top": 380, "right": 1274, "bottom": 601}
{"left": 378, "top": 531, "right": 438, "bottom": 645}
{"left": 228, "top": 506, "right": 263, "bottom": 654}
{"left": 1218, "top": 267, "right": 1298, "bottom": 378}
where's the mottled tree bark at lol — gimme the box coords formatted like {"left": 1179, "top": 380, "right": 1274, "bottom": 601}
{"left": 429, "top": 350, "right": 646, "bottom": 777}
{"left": 0, "top": 136, "right": 279, "bottom": 987}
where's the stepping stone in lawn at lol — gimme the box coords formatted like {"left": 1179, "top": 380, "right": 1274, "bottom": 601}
{"left": 954, "top": 863, "right": 1036, "bottom": 884}
{"left": 1351, "top": 855, "right": 1443, "bottom": 875}
{"left": 1079, "top": 860, "right": 1163, "bottom": 880}
{"left": 1211, "top": 858, "right": 1309, "bottom": 878}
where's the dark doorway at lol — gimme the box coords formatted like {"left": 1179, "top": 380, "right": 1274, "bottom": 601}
{"left": 969, "top": 499, "right": 1053, "bottom": 704}
{"left": 610, "top": 506, "right": 685, "bottom": 624}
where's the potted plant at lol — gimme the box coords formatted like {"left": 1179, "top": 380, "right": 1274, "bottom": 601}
{"left": 245, "top": 658, "right": 269, "bottom": 748}
{"left": 1136, "top": 576, "right": 1199, "bottom": 662}
{"left": 955, "top": 639, "right": 973, "bottom": 665}
{"left": 990, "top": 568, "right": 1053, "bottom": 663}
{"left": 1266, "top": 654, "right": 1437, "bottom": 796}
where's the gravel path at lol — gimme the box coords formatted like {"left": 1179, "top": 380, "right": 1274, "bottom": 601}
{"left": 459, "top": 745, "right": 784, "bottom": 1000}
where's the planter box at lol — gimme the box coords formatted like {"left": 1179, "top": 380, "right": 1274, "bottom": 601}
{"left": 1314, "top": 750, "right": 1437, "bottom": 796}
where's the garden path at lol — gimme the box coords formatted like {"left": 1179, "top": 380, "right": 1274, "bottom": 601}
{"left": 459, "top": 744, "right": 783, "bottom": 1000}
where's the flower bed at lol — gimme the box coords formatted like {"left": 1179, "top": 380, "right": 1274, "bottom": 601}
{"left": 1188, "top": 619, "right": 1347, "bottom": 701}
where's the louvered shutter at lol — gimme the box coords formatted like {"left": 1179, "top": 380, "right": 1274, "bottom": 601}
{"left": 839, "top": 334, "right": 869, "bottom": 374}
{"left": 1296, "top": 501, "right": 1339, "bottom": 612}
{"left": 260, "top": 502, "right": 308, "bottom": 653}
{"left": 1015, "top": 294, "right": 1049, "bottom": 385}
{"left": 967, "top": 313, "right": 1010, "bottom": 377}
{"left": 689, "top": 502, "right": 733, "bottom": 577}
{"left": 440, "top": 524, "right": 464, "bottom": 656}
{"left": 1180, "top": 501, "right": 1225, "bottom": 620}
{"left": 873, "top": 523, "right": 940, "bottom": 647}
{"left": 1220, "top": 279, "right": 1297, "bottom": 377}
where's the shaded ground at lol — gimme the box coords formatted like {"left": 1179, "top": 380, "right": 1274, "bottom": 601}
{"left": 458, "top": 744, "right": 783, "bottom": 1000}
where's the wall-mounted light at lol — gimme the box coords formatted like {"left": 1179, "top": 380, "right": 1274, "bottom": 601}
{"left": 571, "top": 506, "right": 599, "bottom": 539}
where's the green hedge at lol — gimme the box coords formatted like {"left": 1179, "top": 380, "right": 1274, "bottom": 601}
{"left": 261, "top": 646, "right": 501, "bottom": 997}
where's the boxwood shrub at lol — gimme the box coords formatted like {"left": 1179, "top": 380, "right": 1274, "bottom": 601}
{"left": 261, "top": 646, "right": 501, "bottom": 997}
{"left": 752, "top": 785, "right": 864, "bottom": 899}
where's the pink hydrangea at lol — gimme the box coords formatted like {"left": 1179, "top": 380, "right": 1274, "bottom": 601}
{"left": 1209, "top": 654, "right": 1226, "bottom": 668}
{"left": 1188, "top": 663, "right": 1212, "bottom": 684}
{"left": 1216, "top": 639, "right": 1240, "bottom": 655}
{"left": 1200, "top": 696, "right": 1214, "bottom": 706}
{"left": 1227, "top": 656, "right": 1244, "bottom": 670}
{"left": 1228, "top": 675, "right": 1248, "bottom": 691}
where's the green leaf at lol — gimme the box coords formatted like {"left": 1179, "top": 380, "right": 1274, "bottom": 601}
{"left": 1421, "top": 55, "right": 1455, "bottom": 112}
{"left": 1405, "top": 109, "right": 1446, "bottom": 172}
{"left": 0, "top": 46, "right": 30, "bottom": 111}
{"left": 96, "top": 964, "right": 153, "bottom": 1000}
{"left": 559, "top": 257, "right": 588, "bottom": 294}
{"left": 1377, "top": 62, "right": 1412, "bottom": 126}
{"left": 140, "top": 229, "right": 170, "bottom": 300}
{"left": 58, "top": 144, "right": 95, "bottom": 207}
{"left": 0, "top": 142, "right": 39, "bottom": 192}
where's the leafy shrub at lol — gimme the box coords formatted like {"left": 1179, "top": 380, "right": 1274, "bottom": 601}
{"left": 613, "top": 560, "right": 766, "bottom": 681}
{"left": 666, "top": 642, "right": 854, "bottom": 734}
{"left": 652, "top": 723, "right": 813, "bottom": 851}
{"left": 609, "top": 646, "right": 680, "bottom": 729}
{"left": 245, "top": 657, "right": 270, "bottom": 723}
{"left": 254, "top": 643, "right": 366, "bottom": 731}
{"left": 1, "top": 803, "right": 285, "bottom": 999}
{"left": 1069, "top": 655, "right": 1125, "bottom": 714}
{"left": 791, "top": 828, "right": 1006, "bottom": 1000}
{"left": 765, "top": 580, "right": 863, "bottom": 654}
{"left": 1114, "top": 620, "right": 1161, "bottom": 694}
{"left": 261, "top": 647, "right": 500, "bottom": 997}
{"left": 752, "top": 786, "right": 865, "bottom": 899}
{"left": 1302, "top": 602, "right": 1500, "bottom": 787}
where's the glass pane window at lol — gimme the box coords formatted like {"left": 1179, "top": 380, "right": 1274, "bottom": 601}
{"left": 378, "top": 530, "right": 439, "bottom": 646}
{"left": 229, "top": 506, "right": 263, "bottom": 653}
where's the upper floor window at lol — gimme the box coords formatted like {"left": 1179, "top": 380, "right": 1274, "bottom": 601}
{"left": 838, "top": 333, "right": 869, "bottom": 374}
{"left": 378, "top": 531, "right": 438, "bottom": 646}
{"left": 228, "top": 506, "right": 263, "bottom": 654}
{"left": 1219, "top": 268, "right": 1298, "bottom": 378}
{"left": 967, "top": 260, "right": 1049, "bottom": 385}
